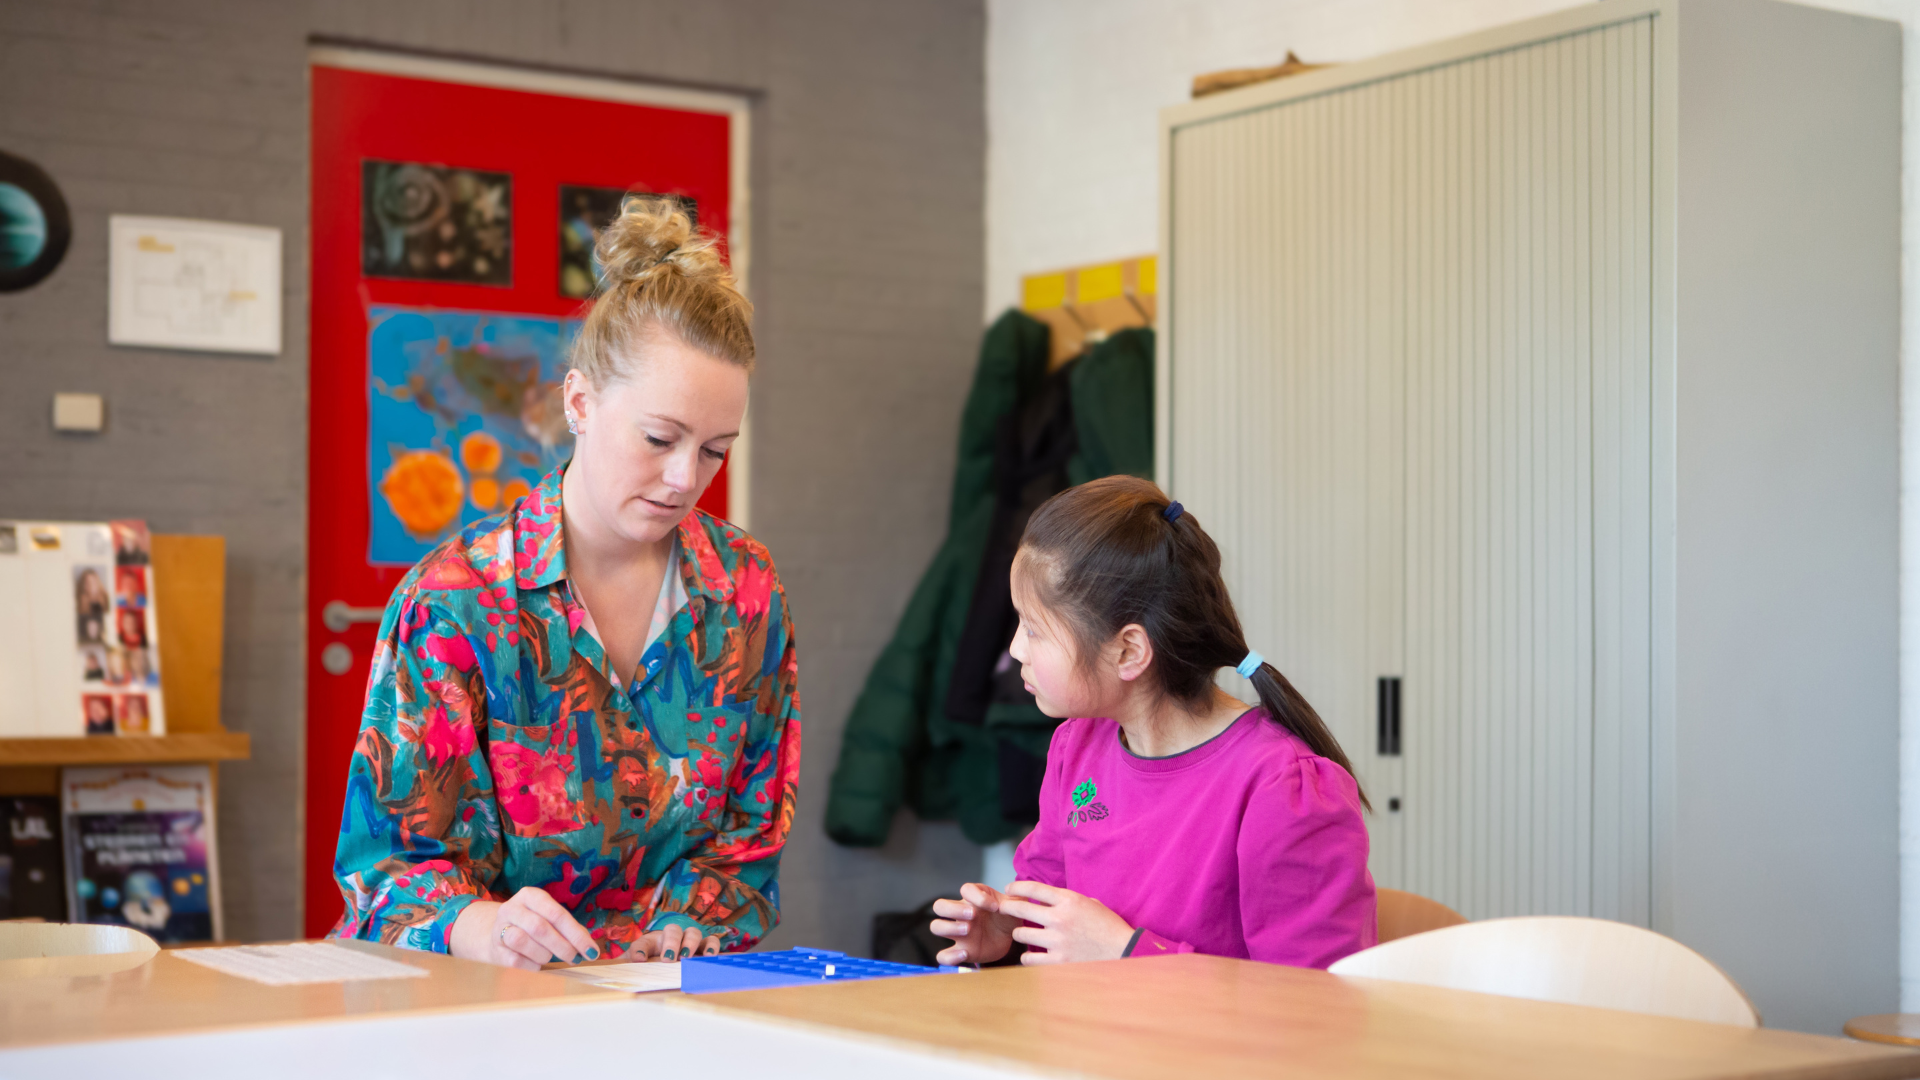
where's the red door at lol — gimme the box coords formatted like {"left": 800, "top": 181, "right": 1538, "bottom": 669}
{"left": 306, "top": 59, "right": 737, "bottom": 937}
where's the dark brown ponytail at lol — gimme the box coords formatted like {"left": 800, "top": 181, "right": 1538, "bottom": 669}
{"left": 1016, "top": 475, "right": 1370, "bottom": 811}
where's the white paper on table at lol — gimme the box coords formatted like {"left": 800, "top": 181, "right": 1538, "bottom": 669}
{"left": 170, "top": 943, "right": 429, "bottom": 986}
{"left": 551, "top": 961, "right": 682, "bottom": 993}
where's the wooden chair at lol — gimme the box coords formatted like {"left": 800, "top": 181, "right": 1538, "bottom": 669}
{"left": 0, "top": 922, "right": 160, "bottom": 979}
{"left": 1329, "top": 916, "right": 1760, "bottom": 1027}
{"left": 1375, "top": 888, "right": 1467, "bottom": 943}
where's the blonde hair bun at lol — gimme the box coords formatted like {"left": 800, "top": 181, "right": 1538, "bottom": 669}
{"left": 572, "top": 192, "right": 754, "bottom": 382}
{"left": 595, "top": 195, "right": 726, "bottom": 290}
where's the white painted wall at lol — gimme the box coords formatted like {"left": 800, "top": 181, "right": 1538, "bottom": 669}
{"left": 987, "top": 0, "right": 1920, "bottom": 1008}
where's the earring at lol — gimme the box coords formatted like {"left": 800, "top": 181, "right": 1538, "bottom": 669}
{"left": 567, "top": 416, "right": 581, "bottom": 436}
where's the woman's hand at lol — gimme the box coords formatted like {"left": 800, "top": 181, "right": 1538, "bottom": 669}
{"left": 998, "top": 880, "right": 1134, "bottom": 964}
{"left": 449, "top": 886, "right": 599, "bottom": 970}
{"left": 632, "top": 923, "right": 726, "bottom": 962}
{"left": 930, "top": 882, "right": 1022, "bottom": 966}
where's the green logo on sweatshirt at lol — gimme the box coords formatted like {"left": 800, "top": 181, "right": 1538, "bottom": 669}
{"left": 1068, "top": 778, "right": 1108, "bottom": 827}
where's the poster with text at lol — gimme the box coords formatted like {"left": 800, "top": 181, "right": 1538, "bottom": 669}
{"left": 366, "top": 307, "right": 578, "bottom": 565}
{"left": 63, "top": 765, "right": 218, "bottom": 942}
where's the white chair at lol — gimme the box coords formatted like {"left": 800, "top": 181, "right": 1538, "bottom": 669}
{"left": 0, "top": 922, "right": 161, "bottom": 980}
{"left": 1329, "top": 915, "right": 1760, "bottom": 1027}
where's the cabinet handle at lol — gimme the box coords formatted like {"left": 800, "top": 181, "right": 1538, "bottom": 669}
{"left": 1377, "top": 676, "right": 1402, "bottom": 756}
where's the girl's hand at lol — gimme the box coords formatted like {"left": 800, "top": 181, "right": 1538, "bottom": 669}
{"left": 449, "top": 887, "right": 599, "bottom": 970}
{"left": 634, "top": 923, "right": 726, "bottom": 962}
{"left": 999, "top": 880, "right": 1134, "bottom": 964}
{"left": 930, "top": 882, "right": 1021, "bottom": 965}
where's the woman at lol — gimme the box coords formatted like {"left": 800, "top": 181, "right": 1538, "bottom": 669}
{"left": 332, "top": 197, "right": 801, "bottom": 969}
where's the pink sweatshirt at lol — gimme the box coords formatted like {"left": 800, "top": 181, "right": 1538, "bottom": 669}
{"left": 1013, "top": 708, "right": 1376, "bottom": 969}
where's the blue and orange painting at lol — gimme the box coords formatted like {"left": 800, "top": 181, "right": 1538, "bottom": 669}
{"left": 367, "top": 306, "right": 578, "bottom": 565}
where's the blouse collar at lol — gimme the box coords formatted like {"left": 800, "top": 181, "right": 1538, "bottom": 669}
{"left": 510, "top": 463, "right": 736, "bottom": 607}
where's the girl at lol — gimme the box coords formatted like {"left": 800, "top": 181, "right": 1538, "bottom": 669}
{"left": 931, "top": 476, "right": 1375, "bottom": 969}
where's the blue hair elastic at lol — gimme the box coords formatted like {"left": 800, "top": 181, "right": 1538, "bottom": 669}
{"left": 1235, "top": 650, "right": 1264, "bottom": 679}
{"left": 1163, "top": 501, "right": 1184, "bottom": 522}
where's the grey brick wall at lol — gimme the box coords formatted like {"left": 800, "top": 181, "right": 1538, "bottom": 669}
{"left": 0, "top": 0, "right": 985, "bottom": 949}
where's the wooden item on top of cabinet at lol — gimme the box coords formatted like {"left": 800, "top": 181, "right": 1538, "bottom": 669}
{"left": 1192, "top": 50, "right": 1333, "bottom": 97}
{"left": 682, "top": 953, "right": 1916, "bottom": 1080}
{"left": 1375, "top": 887, "right": 1467, "bottom": 944}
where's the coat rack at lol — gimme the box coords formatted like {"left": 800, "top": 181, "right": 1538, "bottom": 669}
{"left": 1020, "top": 255, "right": 1156, "bottom": 370}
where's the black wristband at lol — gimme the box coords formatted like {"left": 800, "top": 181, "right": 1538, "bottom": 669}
{"left": 1120, "top": 927, "right": 1146, "bottom": 958}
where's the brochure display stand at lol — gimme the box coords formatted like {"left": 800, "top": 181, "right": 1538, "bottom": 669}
{"left": 0, "top": 533, "right": 248, "bottom": 938}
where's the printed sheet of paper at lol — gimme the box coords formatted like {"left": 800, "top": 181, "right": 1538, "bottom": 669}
{"left": 551, "top": 960, "right": 682, "bottom": 993}
{"left": 108, "top": 215, "right": 282, "bottom": 355}
{"left": 171, "top": 943, "right": 428, "bottom": 986}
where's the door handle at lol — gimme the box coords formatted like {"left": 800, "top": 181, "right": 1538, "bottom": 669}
{"left": 1377, "top": 676, "right": 1402, "bottom": 757}
{"left": 322, "top": 600, "right": 386, "bottom": 634}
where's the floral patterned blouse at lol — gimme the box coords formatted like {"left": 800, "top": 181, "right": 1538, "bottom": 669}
{"left": 331, "top": 464, "right": 801, "bottom": 957}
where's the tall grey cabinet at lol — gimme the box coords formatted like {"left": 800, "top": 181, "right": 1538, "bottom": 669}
{"left": 1158, "top": 0, "right": 1898, "bottom": 1032}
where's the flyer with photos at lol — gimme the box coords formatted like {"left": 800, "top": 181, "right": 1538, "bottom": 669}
{"left": 0, "top": 519, "right": 166, "bottom": 737}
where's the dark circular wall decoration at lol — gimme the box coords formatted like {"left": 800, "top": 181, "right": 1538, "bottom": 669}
{"left": 0, "top": 149, "right": 71, "bottom": 292}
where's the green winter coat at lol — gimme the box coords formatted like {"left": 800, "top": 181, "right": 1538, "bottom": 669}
{"left": 825, "top": 311, "right": 1154, "bottom": 846}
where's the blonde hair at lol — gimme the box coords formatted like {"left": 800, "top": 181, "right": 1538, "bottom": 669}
{"left": 570, "top": 194, "right": 754, "bottom": 386}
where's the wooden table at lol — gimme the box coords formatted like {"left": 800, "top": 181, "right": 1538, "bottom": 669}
{"left": 0, "top": 939, "right": 616, "bottom": 1049}
{"left": 1851, "top": 1015, "right": 1920, "bottom": 1047}
{"left": 677, "top": 954, "right": 1920, "bottom": 1080}
{"left": 2, "top": 944, "right": 1915, "bottom": 1080}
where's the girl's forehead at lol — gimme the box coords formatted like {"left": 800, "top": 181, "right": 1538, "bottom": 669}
{"left": 1008, "top": 550, "right": 1048, "bottom": 607}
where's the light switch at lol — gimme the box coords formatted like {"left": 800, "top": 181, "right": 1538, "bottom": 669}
{"left": 52, "top": 392, "right": 104, "bottom": 432}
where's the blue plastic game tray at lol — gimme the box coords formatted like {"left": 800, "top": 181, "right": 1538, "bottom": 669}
{"left": 680, "top": 948, "right": 959, "bottom": 994}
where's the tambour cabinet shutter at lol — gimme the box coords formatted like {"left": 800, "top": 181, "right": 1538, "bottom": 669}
{"left": 1158, "top": 0, "right": 1898, "bottom": 1033}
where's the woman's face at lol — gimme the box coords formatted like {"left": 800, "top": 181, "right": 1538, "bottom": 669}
{"left": 565, "top": 334, "right": 747, "bottom": 546}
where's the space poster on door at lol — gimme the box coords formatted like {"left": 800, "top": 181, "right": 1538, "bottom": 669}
{"left": 365, "top": 307, "right": 578, "bottom": 566}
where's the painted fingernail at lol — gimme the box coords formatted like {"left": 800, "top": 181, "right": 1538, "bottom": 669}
{"left": 678, "top": 948, "right": 689, "bottom": 959}
{"left": 588, "top": 948, "right": 599, "bottom": 960}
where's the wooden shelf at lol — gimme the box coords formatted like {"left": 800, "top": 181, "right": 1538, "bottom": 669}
{"left": 0, "top": 731, "right": 250, "bottom": 767}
